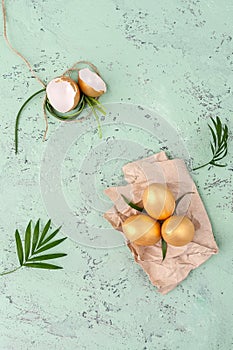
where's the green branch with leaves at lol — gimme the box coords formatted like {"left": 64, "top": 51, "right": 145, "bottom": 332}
{"left": 0, "top": 219, "right": 67, "bottom": 276}
{"left": 193, "top": 116, "right": 228, "bottom": 171}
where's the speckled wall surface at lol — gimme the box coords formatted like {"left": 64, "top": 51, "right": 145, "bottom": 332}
{"left": 0, "top": 0, "right": 233, "bottom": 349}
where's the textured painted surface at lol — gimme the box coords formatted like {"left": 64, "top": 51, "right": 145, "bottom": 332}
{"left": 0, "top": 0, "right": 233, "bottom": 349}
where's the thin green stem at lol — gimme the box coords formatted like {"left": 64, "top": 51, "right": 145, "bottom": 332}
{"left": 0, "top": 266, "right": 21, "bottom": 276}
{"left": 85, "top": 97, "right": 102, "bottom": 138}
{"left": 45, "top": 98, "right": 85, "bottom": 120}
{"left": 92, "top": 108, "right": 103, "bottom": 139}
{"left": 192, "top": 161, "right": 212, "bottom": 171}
{"left": 15, "top": 88, "right": 46, "bottom": 154}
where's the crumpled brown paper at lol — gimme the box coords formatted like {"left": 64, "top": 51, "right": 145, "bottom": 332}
{"left": 104, "top": 152, "right": 218, "bottom": 294}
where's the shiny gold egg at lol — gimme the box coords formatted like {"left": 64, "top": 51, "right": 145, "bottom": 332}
{"left": 161, "top": 215, "right": 195, "bottom": 246}
{"left": 122, "top": 214, "right": 161, "bottom": 246}
{"left": 142, "top": 183, "right": 175, "bottom": 220}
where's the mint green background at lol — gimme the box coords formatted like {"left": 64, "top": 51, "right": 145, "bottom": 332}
{"left": 0, "top": 1, "right": 233, "bottom": 349}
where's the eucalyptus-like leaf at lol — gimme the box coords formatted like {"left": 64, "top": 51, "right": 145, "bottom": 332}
{"left": 24, "top": 262, "right": 63, "bottom": 270}
{"left": 121, "top": 194, "right": 143, "bottom": 212}
{"left": 15, "top": 230, "right": 24, "bottom": 266}
{"left": 193, "top": 117, "right": 228, "bottom": 171}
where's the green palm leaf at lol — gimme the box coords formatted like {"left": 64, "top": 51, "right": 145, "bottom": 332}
{"left": 40, "top": 227, "right": 62, "bottom": 246}
{"left": 32, "top": 219, "right": 40, "bottom": 253}
{"left": 24, "top": 262, "right": 63, "bottom": 270}
{"left": 34, "top": 237, "right": 67, "bottom": 255}
{"left": 27, "top": 253, "right": 67, "bottom": 262}
{"left": 24, "top": 221, "right": 32, "bottom": 261}
{"left": 37, "top": 219, "right": 51, "bottom": 247}
{"left": 2, "top": 220, "right": 68, "bottom": 276}
{"left": 15, "top": 230, "right": 24, "bottom": 266}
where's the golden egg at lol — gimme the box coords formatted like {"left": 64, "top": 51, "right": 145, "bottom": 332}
{"left": 142, "top": 183, "right": 175, "bottom": 220}
{"left": 122, "top": 214, "right": 161, "bottom": 246}
{"left": 161, "top": 215, "right": 195, "bottom": 246}
{"left": 78, "top": 68, "right": 106, "bottom": 97}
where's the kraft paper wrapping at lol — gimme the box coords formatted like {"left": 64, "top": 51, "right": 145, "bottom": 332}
{"left": 104, "top": 152, "right": 218, "bottom": 294}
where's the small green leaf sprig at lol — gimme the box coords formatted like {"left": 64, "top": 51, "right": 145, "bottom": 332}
{"left": 0, "top": 219, "right": 67, "bottom": 276}
{"left": 193, "top": 117, "right": 228, "bottom": 171}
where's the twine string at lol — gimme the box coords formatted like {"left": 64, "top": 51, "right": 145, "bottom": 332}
{"left": 1, "top": 0, "right": 45, "bottom": 87}
{"left": 63, "top": 60, "right": 101, "bottom": 76}
{"left": 2, "top": 0, "right": 104, "bottom": 149}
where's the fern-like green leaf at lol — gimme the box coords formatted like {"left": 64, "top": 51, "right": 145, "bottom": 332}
{"left": 210, "top": 161, "right": 226, "bottom": 167}
{"left": 193, "top": 117, "right": 228, "bottom": 171}
{"left": 208, "top": 124, "right": 217, "bottom": 148}
{"left": 215, "top": 117, "right": 222, "bottom": 145}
